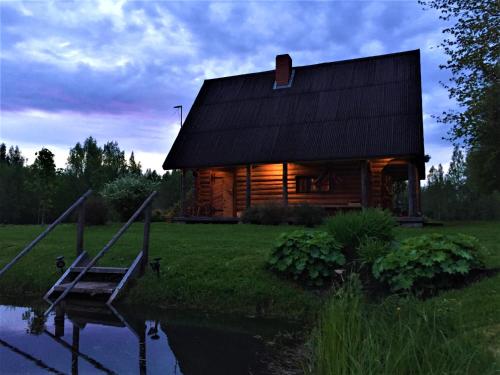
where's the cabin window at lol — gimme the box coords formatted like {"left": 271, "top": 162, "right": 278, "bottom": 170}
{"left": 296, "top": 174, "right": 333, "bottom": 193}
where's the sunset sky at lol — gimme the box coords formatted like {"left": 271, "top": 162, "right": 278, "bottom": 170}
{"left": 1, "top": 0, "right": 455, "bottom": 174}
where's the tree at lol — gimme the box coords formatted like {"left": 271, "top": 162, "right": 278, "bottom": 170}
{"left": 420, "top": 0, "right": 499, "bottom": 145}
{"left": 446, "top": 145, "right": 466, "bottom": 189}
{"left": 8, "top": 146, "right": 25, "bottom": 166}
{"left": 102, "top": 141, "right": 127, "bottom": 181}
{"left": 67, "top": 137, "right": 103, "bottom": 189}
{"left": 128, "top": 151, "right": 142, "bottom": 175}
{"left": 67, "top": 142, "right": 85, "bottom": 178}
{"left": 31, "top": 148, "right": 57, "bottom": 224}
{"left": 420, "top": 0, "right": 499, "bottom": 193}
{"left": 0, "top": 143, "right": 7, "bottom": 164}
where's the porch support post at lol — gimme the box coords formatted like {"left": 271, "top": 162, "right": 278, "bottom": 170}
{"left": 282, "top": 162, "right": 288, "bottom": 206}
{"left": 407, "top": 161, "right": 418, "bottom": 217}
{"left": 180, "top": 169, "right": 186, "bottom": 216}
{"left": 360, "top": 160, "right": 369, "bottom": 208}
{"left": 246, "top": 164, "right": 251, "bottom": 209}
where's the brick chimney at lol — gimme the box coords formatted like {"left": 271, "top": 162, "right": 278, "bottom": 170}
{"left": 275, "top": 54, "right": 292, "bottom": 85}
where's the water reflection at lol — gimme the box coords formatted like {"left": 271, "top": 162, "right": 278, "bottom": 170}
{"left": 0, "top": 300, "right": 285, "bottom": 374}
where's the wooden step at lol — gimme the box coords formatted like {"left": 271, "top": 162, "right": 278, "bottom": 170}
{"left": 54, "top": 281, "right": 117, "bottom": 295}
{"left": 70, "top": 266, "right": 128, "bottom": 274}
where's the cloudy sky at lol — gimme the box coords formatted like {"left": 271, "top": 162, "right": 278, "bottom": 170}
{"left": 1, "top": 0, "right": 455, "bottom": 174}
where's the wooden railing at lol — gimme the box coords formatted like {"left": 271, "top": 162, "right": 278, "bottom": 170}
{"left": 0, "top": 190, "right": 92, "bottom": 278}
{"left": 44, "top": 191, "right": 157, "bottom": 316}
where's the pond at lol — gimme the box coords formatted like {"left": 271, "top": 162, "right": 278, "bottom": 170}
{"left": 0, "top": 299, "right": 297, "bottom": 374}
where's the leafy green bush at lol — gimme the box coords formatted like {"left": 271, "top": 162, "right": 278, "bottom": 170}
{"left": 373, "top": 233, "right": 485, "bottom": 293}
{"left": 326, "top": 209, "right": 396, "bottom": 255}
{"left": 241, "top": 202, "right": 290, "bottom": 225}
{"left": 268, "top": 230, "right": 345, "bottom": 287}
{"left": 101, "top": 175, "right": 158, "bottom": 221}
{"left": 83, "top": 195, "right": 108, "bottom": 225}
{"left": 290, "top": 204, "right": 326, "bottom": 227}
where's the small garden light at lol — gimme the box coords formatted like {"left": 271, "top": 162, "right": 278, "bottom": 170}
{"left": 150, "top": 257, "right": 161, "bottom": 278}
{"left": 147, "top": 321, "right": 160, "bottom": 340}
{"left": 55, "top": 256, "right": 65, "bottom": 274}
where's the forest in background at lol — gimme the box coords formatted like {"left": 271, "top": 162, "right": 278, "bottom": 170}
{"left": 0, "top": 137, "right": 193, "bottom": 224}
{"left": 1, "top": 137, "right": 499, "bottom": 224}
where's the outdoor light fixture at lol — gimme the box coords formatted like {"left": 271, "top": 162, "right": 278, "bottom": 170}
{"left": 173, "top": 105, "right": 183, "bottom": 127}
{"left": 150, "top": 257, "right": 161, "bottom": 278}
{"left": 55, "top": 256, "right": 65, "bottom": 274}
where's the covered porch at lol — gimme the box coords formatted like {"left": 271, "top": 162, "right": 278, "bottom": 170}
{"left": 174, "top": 157, "right": 423, "bottom": 224}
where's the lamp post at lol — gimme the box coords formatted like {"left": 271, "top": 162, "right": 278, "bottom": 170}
{"left": 174, "top": 105, "right": 183, "bottom": 127}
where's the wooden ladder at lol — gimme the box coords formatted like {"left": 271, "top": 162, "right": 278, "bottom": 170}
{"left": 44, "top": 191, "right": 157, "bottom": 315}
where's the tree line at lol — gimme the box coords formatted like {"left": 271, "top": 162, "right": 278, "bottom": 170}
{"left": 0, "top": 137, "right": 191, "bottom": 224}
{"left": 422, "top": 146, "right": 500, "bottom": 220}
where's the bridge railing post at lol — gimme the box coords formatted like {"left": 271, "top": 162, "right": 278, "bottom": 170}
{"left": 140, "top": 203, "right": 152, "bottom": 276}
{"left": 76, "top": 202, "right": 85, "bottom": 256}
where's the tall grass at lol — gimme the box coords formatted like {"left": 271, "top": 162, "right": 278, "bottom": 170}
{"left": 310, "top": 277, "right": 497, "bottom": 375}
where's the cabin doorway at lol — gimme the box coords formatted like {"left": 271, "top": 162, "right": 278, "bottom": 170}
{"left": 211, "top": 170, "right": 234, "bottom": 217}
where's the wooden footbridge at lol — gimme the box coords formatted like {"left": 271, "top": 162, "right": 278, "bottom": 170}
{"left": 0, "top": 190, "right": 157, "bottom": 317}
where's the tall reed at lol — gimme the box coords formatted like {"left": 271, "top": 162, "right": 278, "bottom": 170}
{"left": 310, "top": 277, "right": 496, "bottom": 375}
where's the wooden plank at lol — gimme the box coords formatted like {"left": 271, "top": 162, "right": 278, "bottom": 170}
{"left": 408, "top": 162, "right": 417, "bottom": 217}
{"left": 107, "top": 251, "right": 144, "bottom": 306}
{"left": 71, "top": 266, "right": 128, "bottom": 274}
{"left": 246, "top": 164, "right": 251, "bottom": 208}
{"left": 180, "top": 169, "right": 186, "bottom": 216}
{"left": 54, "top": 281, "right": 117, "bottom": 294}
{"left": 76, "top": 204, "right": 85, "bottom": 256}
{"left": 140, "top": 204, "right": 152, "bottom": 276}
{"left": 361, "top": 160, "right": 369, "bottom": 208}
{"left": 44, "top": 251, "right": 89, "bottom": 303}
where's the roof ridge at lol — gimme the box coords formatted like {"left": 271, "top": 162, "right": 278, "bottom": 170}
{"left": 204, "top": 49, "right": 420, "bottom": 82}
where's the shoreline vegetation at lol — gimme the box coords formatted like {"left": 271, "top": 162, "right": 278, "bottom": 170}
{"left": 1, "top": 221, "right": 499, "bottom": 372}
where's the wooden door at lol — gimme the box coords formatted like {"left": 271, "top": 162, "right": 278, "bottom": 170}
{"left": 212, "top": 176, "right": 224, "bottom": 216}
{"left": 211, "top": 171, "right": 234, "bottom": 217}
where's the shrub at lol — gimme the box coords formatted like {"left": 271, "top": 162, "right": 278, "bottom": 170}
{"left": 83, "top": 195, "right": 108, "bottom": 225}
{"left": 357, "top": 236, "right": 392, "bottom": 265}
{"left": 101, "top": 175, "right": 159, "bottom": 221}
{"left": 290, "top": 204, "right": 326, "bottom": 227}
{"left": 268, "top": 230, "right": 345, "bottom": 287}
{"left": 326, "top": 209, "right": 396, "bottom": 254}
{"left": 372, "top": 233, "right": 485, "bottom": 293}
{"left": 151, "top": 208, "right": 167, "bottom": 222}
{"left": 241, "top": 202, "right": 290, "bottom": 225}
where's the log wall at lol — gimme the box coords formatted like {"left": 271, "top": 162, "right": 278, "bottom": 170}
{"left": 194, "top": 158, "right": 399, "bottom": 217}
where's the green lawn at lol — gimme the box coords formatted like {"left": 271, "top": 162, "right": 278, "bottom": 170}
{"left": 0, "top": 221, "right": 499, "bottom": 341}
{"left": 0, "top": 223, "right": 321, "bottom": 320}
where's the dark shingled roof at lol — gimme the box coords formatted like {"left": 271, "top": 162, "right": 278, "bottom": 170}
{"left": 163, "top": 50, "right": 425, "bottom": 172}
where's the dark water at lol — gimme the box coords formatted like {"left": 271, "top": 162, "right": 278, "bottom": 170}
{"left": 0, "top": 299, "right": 295, "bottom": 374}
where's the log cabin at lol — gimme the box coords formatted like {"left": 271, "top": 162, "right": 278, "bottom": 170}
{"left": 163, "top": 50, "right": 425, "bottom": 221}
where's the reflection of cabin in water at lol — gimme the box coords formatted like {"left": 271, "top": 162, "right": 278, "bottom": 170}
{"left": 163, "top": 50, "right": 425, "bottom": 220}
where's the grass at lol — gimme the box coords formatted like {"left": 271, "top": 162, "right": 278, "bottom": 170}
{"left": 310, "top": 278, "right": 497, "bottom": 375}
{"left": 309, "top": 221, "right": 500, "bottom": 374}
{"left": 0, "top": 223, "right": 321, "bottom": 320}
{"left": 1, "top": 220, "right": 499, "bottom": 367}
